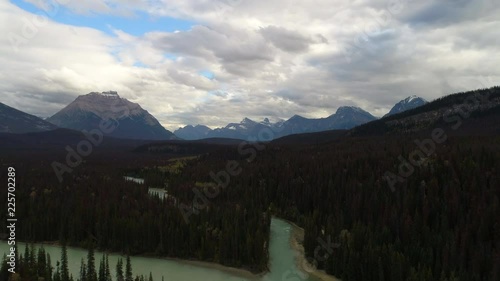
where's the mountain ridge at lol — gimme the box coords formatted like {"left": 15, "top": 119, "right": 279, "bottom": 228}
{"left": 175, "top": 106, "right": 378, "bottom": 140}
{"left": 0, "top": 102, "right": 58, "bottom": 134}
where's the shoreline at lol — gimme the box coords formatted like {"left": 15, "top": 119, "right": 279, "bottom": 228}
{"left": 2, "top": 240, "right": 263, "bottom": 280}
{"left": 285, "top": 220, "right": 341, "bottom": 281}
{"left": 168, "top": 258, "right": 264, "bottom": 280}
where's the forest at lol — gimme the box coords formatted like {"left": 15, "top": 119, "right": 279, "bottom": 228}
{"left": 1, "top": 88, "right": 499, "bottom": 281}
{"left": 0, "top": 243, "right": 157, "bottom": 281}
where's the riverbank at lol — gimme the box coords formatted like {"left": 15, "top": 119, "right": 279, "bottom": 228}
{"left": 287, "top": 221, "right": 341, "bottom": 281}
{"left": 170, "top": 258, "right": 264, "bottom": 280}
{"left": 5, "top": 240, "right": 263, "bottom": 280}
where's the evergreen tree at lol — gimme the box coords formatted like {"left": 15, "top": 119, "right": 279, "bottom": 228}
{"left": 61, "top": 244, "right": 70, "bottom": 281}
{"left": 116, "top": 258, "right": 124, "bottom": 281}
{"left": 46, "top": 254, "right": 53, "bottom": 281}
{"left": 80, "top": 259, "right": 87, "bottom": 281}
{"left": 98, "top": 256, "right": 105, "bottom": 281}
{"left": 125, "top": 255, "right": 133, "bottom": 281}
{"left": 105, "top": 255, "right": 112, "bottom": 281}
{"left": 86, "top": 246, "right": 97, "bottom": 281}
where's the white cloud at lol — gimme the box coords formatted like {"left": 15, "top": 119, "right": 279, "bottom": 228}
{"left": 2, "top": 0, "right": 500, "bottom": 131}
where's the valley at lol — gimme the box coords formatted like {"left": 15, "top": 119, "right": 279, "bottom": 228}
{"left": 2, "top": 1, "right": 499, "bottom": 280}
{"left": 0, "top": 87, "right": 499, "bottom": 281}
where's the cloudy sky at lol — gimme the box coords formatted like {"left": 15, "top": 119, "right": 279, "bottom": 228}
{"left": 1, "top": 0, "right": 499, "bottom": 130}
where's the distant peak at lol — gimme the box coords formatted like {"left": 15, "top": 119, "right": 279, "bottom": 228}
{"left": 402, "top": 95, "right": 426, "bottom": 103}
{"left": 338, "top": 105, "right": 361, "bottom": 109}
{"left": 88, "top": 91, "right": 120, "bottom": 98}
{"left": 385, "top": 95, "right": 428, "bottom": 117}
{"left": 241, "top": 117, "right": 255, "bottom": 124}
{"left": 336, "top": 106, "right": 365, "bottom": 113}
{"left": 290, "top": 114, "right": 305, "bottom": 120}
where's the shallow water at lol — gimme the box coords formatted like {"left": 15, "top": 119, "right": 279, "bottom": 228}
{"left": 1, "top": 218, "right": 317, "bottom": 281}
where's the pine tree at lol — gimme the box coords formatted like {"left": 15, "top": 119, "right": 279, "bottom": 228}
{"left": 125, "top": 255, "right": 133, "bottom": 281}
{"left": 116, "top": 258, "right": 124, "bottom": 281}
{"left": 53, "top": 261, "right": 62, "bottom": 281}
{"left": 0, "top": 255, "right": 9, "bottom": 281}
{"left": 46, "top": 253, "right": 53, "bottom": 281}
{"left": 87, "top": 246, "right": 97, "bottom": 281}
{"left": 37, "top": 247, "right": 47, "bottom": 279}
{"left": 105, "top": 254, "right": 112, "bottom": 281}
{"left": 61, "top": 244, "right": 70, "bottom": 281}
{"left": 98, "top": 256, "right": 105, "bottom": 281}
{"left": 80, "top": 258, "right": 87, "bottom": 281}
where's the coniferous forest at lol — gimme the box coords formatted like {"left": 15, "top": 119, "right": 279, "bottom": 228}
{"left": 1, "top": 88, "right": 500, "bottom": 281}
{"left": 0, "top": 243, "right": 156, "bottom": 281}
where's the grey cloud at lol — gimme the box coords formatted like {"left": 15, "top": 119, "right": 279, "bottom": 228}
{"left": 148, "top": 25, "right": 276, "bottom": 76}
{"left": 399, "top": 0, "right": 499, "bottom": 28}
{"left": 3, "top": 0, "right": 500, "bottom": 130}
{"left": 260, "top": 25, "right": 315, "bottom": 52}
{"left": 151, "top": 25, "right": 275, "bottom": 63}
{"left": 166, "top": 68, "right": 216, "bottom": 91}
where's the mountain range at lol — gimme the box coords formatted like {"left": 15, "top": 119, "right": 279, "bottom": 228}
{"left": 174, "top": 101, "right": 419, "bottom": 140}
{"left": 1, "top": 92, "right": 431, "bottom": 141}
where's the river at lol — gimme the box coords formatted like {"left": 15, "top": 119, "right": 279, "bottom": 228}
{"left": 1, "top": 218, "right": 318, "bottom": 281}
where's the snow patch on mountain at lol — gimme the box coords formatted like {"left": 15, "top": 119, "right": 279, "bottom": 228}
{"left": 385, "top": 96, "right": 428, "bottom": 117}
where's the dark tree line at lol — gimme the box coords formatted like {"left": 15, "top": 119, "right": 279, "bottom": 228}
{"left": 0, "top": 153, "right": 270, "bottom": 273}
{"left": 170, "top": 135, "right": 499, "bottom": 281}
{"left": 1, "top": 129, "right": 499, "bottom": 281}
{"left": 0, "top": 244, "right": 154, "bottom": 281}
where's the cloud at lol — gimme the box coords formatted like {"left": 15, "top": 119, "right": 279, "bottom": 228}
{"left": 259, "top": 25, "right": 317, "bottom": 53}
{"left": 2, "top": 0, "right": 500, "bottom": 130}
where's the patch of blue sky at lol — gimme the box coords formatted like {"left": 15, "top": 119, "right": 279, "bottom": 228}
{"left": 199, "top": 70, "right": 215, "bottom": 80}
{"left": 133, "top": 62, "right": 148, "bottom": 68}
{"left": 11, "top": 0, "right": 195, "bottom": 36}
{"left": 164, "top": 53, "right": 178, "bottom": 61}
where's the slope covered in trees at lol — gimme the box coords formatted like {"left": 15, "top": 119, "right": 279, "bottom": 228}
{"left": 1, "top": 87, "right": 499, "bottom": 281}
{"left": 170, "top": 134, "right": 499, "bottom": 281}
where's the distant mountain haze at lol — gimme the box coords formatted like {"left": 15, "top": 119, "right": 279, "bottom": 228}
{"left": 174, "top": 106, "right": 380, "bottom": 140}
{"left": 47, "top": 91, "right": 176, "bottom": 140}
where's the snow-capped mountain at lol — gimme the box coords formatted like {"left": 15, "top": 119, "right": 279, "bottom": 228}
{"left": 207, "top": 118, "right": 271, "bottom": 140}
{"left": 385, "top": 95, "right": 428, "bottom": 117}
{"left": 174, "top": 107, "right": 377, "bottom": 140}
{"left": 0, "top": 102, "right": 58, "bottom": 134}
{"left": 47, "top": 91, "right": 176, "bottom": 140}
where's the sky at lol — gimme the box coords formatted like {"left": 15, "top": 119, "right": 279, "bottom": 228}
{"left": 1, "top": 0, "right": 499, "bottom": 130}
